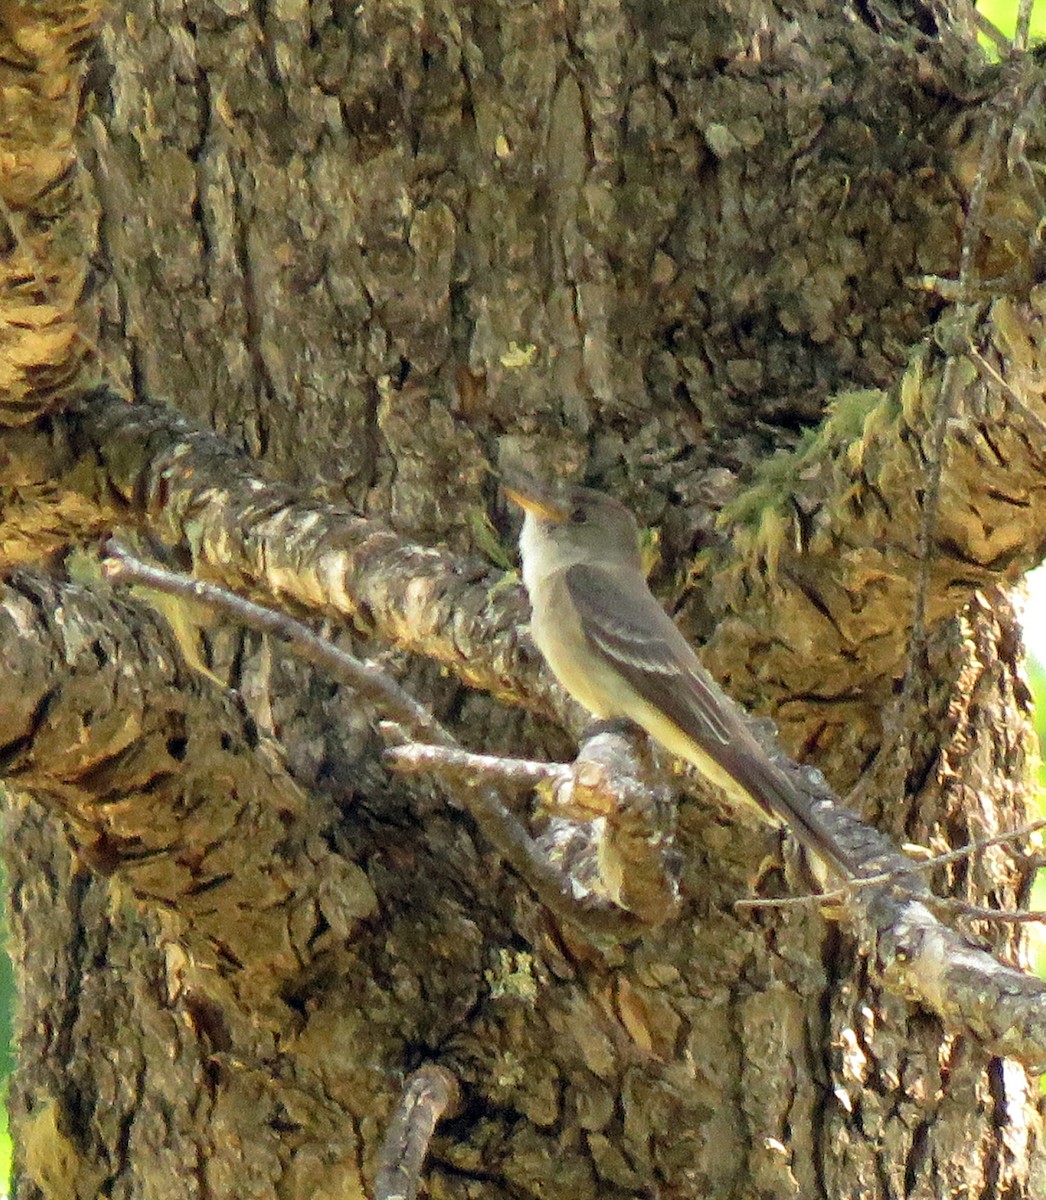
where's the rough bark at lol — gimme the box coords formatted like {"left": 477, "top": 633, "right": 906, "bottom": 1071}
{"left": 2, "top": 2, "right": 1045, "bottom": 1199}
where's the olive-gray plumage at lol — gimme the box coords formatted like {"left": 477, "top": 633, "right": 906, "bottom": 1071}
{"left": 507, "top": 479, "right": 857, "bottom": 879}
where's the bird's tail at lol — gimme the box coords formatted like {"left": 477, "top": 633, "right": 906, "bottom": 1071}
{"left": 718, "top": 740, "right": 866, "bottom": 881}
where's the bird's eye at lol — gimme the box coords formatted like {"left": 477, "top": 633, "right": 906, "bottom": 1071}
{"left": 570, "top": 506, "right": 587, "bottom": 525}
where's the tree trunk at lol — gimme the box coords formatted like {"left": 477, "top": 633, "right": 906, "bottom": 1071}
{"left": 2, "top": 1, "right": 1044, "bottom": 1198}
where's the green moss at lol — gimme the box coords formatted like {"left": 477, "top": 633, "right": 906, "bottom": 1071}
{"left": 719, "top": 387, "right": 889, "bottom": 534}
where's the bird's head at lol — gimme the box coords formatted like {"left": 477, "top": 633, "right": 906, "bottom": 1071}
{"left": 504, "top": 476, "right": 642, "bottom": 571}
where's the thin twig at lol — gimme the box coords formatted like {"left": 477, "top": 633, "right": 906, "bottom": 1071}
{"left": 385, "top": 736, "right": 682, "bottom": 924}
{"left": 102, "top": 540, "right": 454, "bottom": 749}
{"left": 1015, "top": 0, "right": 1036, "bottom": 52}
{"left": 374, "top": 1065, "right": 461, "bottom": 1200}
{"left": 926, "top": 897, "right": 1046, "bottom": 924}
{"left": 863, "top": 101, "right": 1010, "bottom": 844}
{"left": 970, "top": 347, "right": 1046, "bottom": 445}
{"left": 972, "top": 5, "right": 1014, "bottom": 53}
{"left": 384, "top": 739, "right": 661, "bottom": 816}
{"left": 890, "top": 818, "right": 1046, "bottom": 873}
{"left": 385, "top": 742, "right": 571, "bottom": 790}
{"left": 735, "top": 817, "right": 1046, "bottom": 911}
{"left": 958, "top": 115, "right": 1003, "bottom": 289}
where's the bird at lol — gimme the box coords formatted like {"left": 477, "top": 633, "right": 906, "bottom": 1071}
{"left": 504, "top": 475, "right": 858, "bottom": 880}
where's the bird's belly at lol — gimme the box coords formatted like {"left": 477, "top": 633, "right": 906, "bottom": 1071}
{"left": 537, "top": 624, "right": 621, "bottom": 717}
{"left": 623, "top": 694, "right": 754, "bottom": 805}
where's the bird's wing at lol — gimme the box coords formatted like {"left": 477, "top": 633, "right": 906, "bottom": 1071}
{"left": 563, "top": 562, "right": 860, "bottom": 878}
{"left": 562, "top": 562, "right": 737, "bottom": 749}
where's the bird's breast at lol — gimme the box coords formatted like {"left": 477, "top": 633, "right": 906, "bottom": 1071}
{"left": 527, "top": 572, "right": 622, "bottom": 719}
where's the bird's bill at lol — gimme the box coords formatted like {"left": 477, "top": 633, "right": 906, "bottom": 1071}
{"left": 503, "top": 478, "right": 569, "bottom": 523}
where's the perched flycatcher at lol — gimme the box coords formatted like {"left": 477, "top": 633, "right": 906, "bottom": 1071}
{"left": 505, "top": 477, "right": 857, "bottom": 880}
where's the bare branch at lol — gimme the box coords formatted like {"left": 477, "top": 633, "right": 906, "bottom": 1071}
{"left": 386, "top": 732, "right": 682, "bottom": 925}
{"left": 103, "top": 540, "right": 456, "bottom": 752}
{"left": 375, "top": 1066, "right": 461, "bottom": 1200}
{"left": 392, "top": 732, "right": 1046, "bottom": 1067}
{"left": 973, "top": 7, "right": 1014, "bottom": 53}
{"left": 1015, "top": 0, "right": 1036, "bottom": 51}
{"left": 71, "top": 386, "right": 552, "bottom": 717}
{"left": 103, "top": 542, "right": 646, "bottom": 941}
{"left": 50, "top": 388, "right": 1046, "bottom": 1063}
{"left": 926, "top": 898, "right": 1046, "bottom": 924}
{"left": 856, "top": 890, "right": 1046, "bottom": 1069}
{"left": 384, "top": 741, "right": 570, "bottom": 789}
